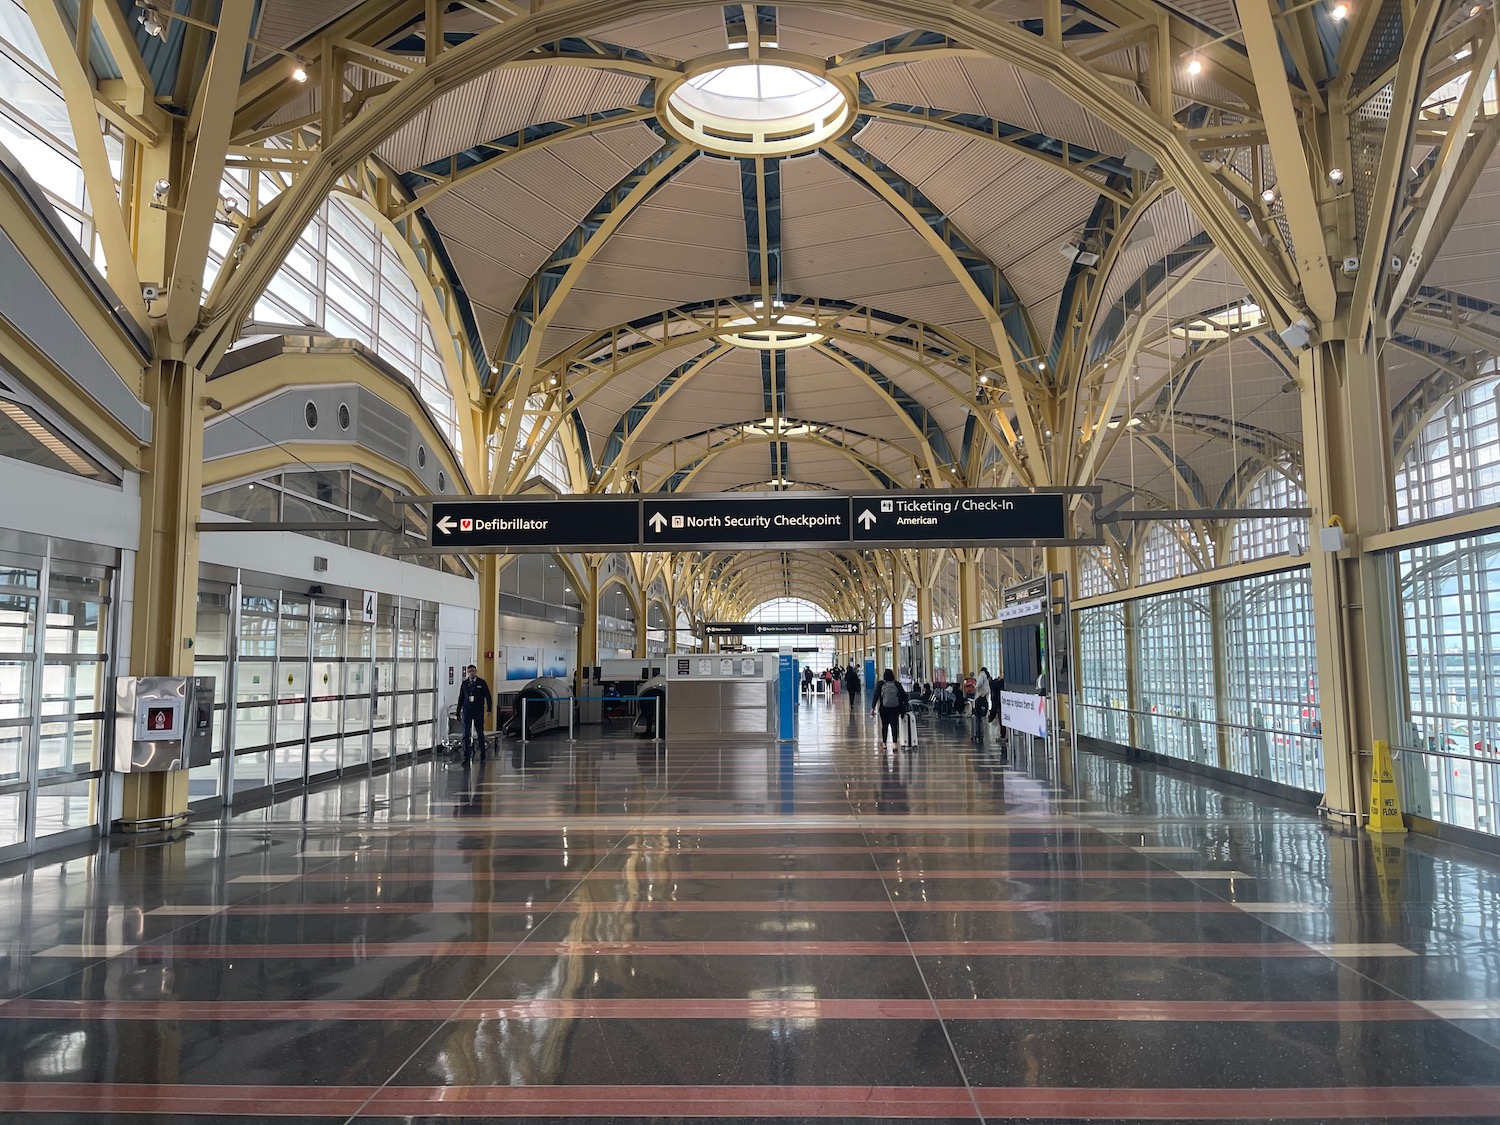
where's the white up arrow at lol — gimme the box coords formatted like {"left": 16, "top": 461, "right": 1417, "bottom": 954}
{"left": 437, "top": 515, "right": 457, "bottom": 534}
{"left": 857, "top": 509, "right": 877, "bottom": 530}
{"left": 647, "top": 511, "right": 668, "bottom": 532}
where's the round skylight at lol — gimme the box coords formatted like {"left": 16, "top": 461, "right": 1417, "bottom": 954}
{"left": 718, "top": 302, "right": 826, "bottom": 349}
{"left": 662, "top": 55, "right": 855, "bottom": 157}
{"left": 1170, "top": 301, "right": 1267, "bottom": 340}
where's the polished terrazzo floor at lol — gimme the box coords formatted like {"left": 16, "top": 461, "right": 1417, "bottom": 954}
{"left": 2, "top": 696, "right": 1500, "bottom": 1123}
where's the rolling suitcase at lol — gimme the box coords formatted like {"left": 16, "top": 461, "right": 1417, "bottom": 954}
{"left": 900, "top": 711, "right": 919, "bottom": 749}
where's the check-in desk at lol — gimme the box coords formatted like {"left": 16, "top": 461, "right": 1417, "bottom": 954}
{"left": 665, "top": 655, "right": 777, "bottom": 740}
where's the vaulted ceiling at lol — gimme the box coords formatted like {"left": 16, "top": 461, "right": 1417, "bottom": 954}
{"left": 205, "top": 0, "right": 1500, "bottom": 613}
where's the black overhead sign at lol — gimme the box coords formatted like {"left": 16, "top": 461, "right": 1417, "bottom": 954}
{"left": 430, "top": 499, "right": 637, "bottom": 550}
{"left": 642, "top": 496, "right": 851, "bottom": 548}
{"left": 704, "top": 621, "right": 863, "bottom": 636}
{"left": 850, "top": 491, "right": 1068, "bottom": 544}
{"left": 426, "top": 490, "right": 1085, "bottom": 552}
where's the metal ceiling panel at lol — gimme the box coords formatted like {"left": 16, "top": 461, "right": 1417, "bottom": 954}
{"left": 548, "top": 156, "right": 748, "bottom": 344}
{"left": 417, "top": 124, "right": 665, "bottom": 354}
{"left": 1093, "top": 194, "right": 1210, "bottom": 326}
{"left": 533, "top": 67, "right": 651, "bottom": 127}
{"left": 585, "top": 8, "right": 728, "bottom": 58}
{"left": 854, "top": 119, "right": 1095, "bottom": 303}
{"left": 567, "top": 127, "right": 672, "bottom": 187}
{"left": 376, "top": 66, "right": 648, "bottom": 172}
{"left": 1424, "top": 157, "right": 1500, "bottom": 303}
{"left": 773, "top": 6, "right": 913, "bottom": 57}
{"left": 251, "top": 0, "right": 362, "bottom": 65}
{"left": 990, "top": 241, "right": 1069, "bottom": 319}
{"left": 1015, "top": 69, "right": 1131, "bottom": 158}
{"left": 784, "top": 350, "right": 918, "bottom": 444}
{"left": 1164, "top": 0, "right": 1241, "bottom": 35}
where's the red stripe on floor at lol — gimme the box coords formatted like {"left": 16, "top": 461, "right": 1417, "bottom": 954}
{"left": 215, "top": 898, "right": 1245, "bottom": 916}
{"left": 1, "top": 1083, "right": 1495, "bottom": 1119}
{"left": 105, "top": 938, "right": 1337, "bottom": 960}
{"left": 0, "top": 997, "right": 1436, "bottom": 1022}
{"left": 239, "top": 868, "right": 1240, "bottom": 881}
{"left": 301, "top": 844, "right": 1154, "bottom": 858}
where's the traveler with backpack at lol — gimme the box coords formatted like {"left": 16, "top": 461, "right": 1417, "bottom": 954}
{"left": 871, "top": 669, "right": 908, "bottom": 749}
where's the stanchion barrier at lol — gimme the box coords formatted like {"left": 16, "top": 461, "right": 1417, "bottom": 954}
{"left": 517, "top": 696, "right": 664, "bottom": 745}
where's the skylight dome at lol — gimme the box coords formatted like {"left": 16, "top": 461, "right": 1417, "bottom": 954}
{"left": 718, "top": 301, "right": 826, "bottom": 349}
{"left": 1171, "top": 301, "right": 1267, "bottom": 340}
{"left": 663, "top": 55, "right": 855, "bottom": 157}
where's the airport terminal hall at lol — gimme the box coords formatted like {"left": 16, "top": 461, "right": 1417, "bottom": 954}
{"left": 8, "top": 0, "right": 1500, "bottom": 1121}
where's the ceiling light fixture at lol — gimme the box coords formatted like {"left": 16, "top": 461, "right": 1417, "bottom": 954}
{"left": 1330, "top": 2, "right": 1349, "bottom": 20}
{"left": 291, "top": 66, "right": 308, "bottom": 83}
{"left": 1261, "top": 187, "right": 1278, "bottom": 204}
{"left": 1186, "top": 56, "right": 1204, "bottom": 76}
{"left": 1327, "top": 167, "right": 1345, "bottom": 184}
{"left": 136, "top": 2, "right": 167, "bottom": 39}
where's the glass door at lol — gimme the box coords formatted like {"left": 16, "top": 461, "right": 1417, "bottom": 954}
{"left": 233, "top": 591, "right": 277, "bottom": 798}
{"left": 190, "top": 583, "right": 232, "bottom": 808}
{"left": 308, "top": 599, "right": 344, "bottom": 780}
{"left": 0, "top": 537, "right": 114, "bottom": 860}
{"left": 273, "top": 596, "right": 310, "bottom": 787}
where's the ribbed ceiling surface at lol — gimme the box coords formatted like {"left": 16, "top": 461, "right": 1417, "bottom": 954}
{"left": 222, "top": 1, "right": 1500, "bottom": 546}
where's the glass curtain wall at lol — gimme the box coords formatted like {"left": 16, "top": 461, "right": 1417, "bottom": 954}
{"left": 1076, "top": 566, "right": 1323, "bottom": 793}
{"left": 0, "top": 533, "right": 114, "bottom": 858}
{"left": 1396, "top": 532, "right": 1500, "bottom": 835}
{"left": 598, "top": 584, "right": 637, "bottom": 657}
{"left": 190, "top": 578, "right": 438, "bottom": 810}
{"left": 931, "top": 631, "right": 960, "bottom": 686}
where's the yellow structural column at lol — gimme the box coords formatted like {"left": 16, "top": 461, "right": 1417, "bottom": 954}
{"left": 578, "top": 556, "right": 601, "bottom": 677}
{"left": 957, "top": 550, "right": 981, "bottom": 678}
{"left": 1300, "top": 338, "right": 1400, "bottom": 825}
{"left": 477, "top": 556, "right": 500, "bottom": 695}
{"left": 120, "top": 356, "right": 206, "bottom": 829}
{"left": 915, "top": 559, "right": 934, "bottom": 683}
{"left": 890, "top": 578, "right": 904, "bottom": 677}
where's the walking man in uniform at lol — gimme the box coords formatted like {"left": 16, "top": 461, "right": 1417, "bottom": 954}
{"left": 460, "top": 664, "right": 492, "bottom": 766}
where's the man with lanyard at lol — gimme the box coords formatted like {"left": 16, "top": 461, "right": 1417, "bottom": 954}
{"left": 459, "top": 663, "right": 493, "bottom": 766}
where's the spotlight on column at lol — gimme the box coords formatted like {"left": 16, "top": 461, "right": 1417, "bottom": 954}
{"left": 1278, "top": 317, "right": 1316, "bottom": 354}
{"left": 1327, "top": 167, "right": 1346, "bottom": 184}
{"left": 1261, "top": 186, "right": 1278, "bottom": 205}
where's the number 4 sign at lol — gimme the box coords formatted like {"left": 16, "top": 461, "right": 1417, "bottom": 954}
{"left": 361, "top": 591, "right": 377, "bottom": 624}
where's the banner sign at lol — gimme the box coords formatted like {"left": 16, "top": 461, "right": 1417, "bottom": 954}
{"left": 999, "top": 689, "right": 1048, "bottom": 737}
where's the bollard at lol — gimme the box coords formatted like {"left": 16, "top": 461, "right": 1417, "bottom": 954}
{"left": 520, "top": 696, "right": 528, "bottom": 747}
{"left": 568, "top": 696, "right": 575, "bottom": 742}
{"left": 654, "top": 695, "right": 662, "bottom": 744}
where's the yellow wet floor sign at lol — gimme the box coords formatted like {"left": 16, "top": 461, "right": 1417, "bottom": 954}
{"left": 1367, "top": 739, "right": 1406, "bottom": 834}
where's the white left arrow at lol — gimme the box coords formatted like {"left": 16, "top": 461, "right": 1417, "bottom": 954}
{"left": 437, "top": 516, "right": 457, "bottom": 534}
{"left": 647, "top": 511, "right": 668, "bottom": 532}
